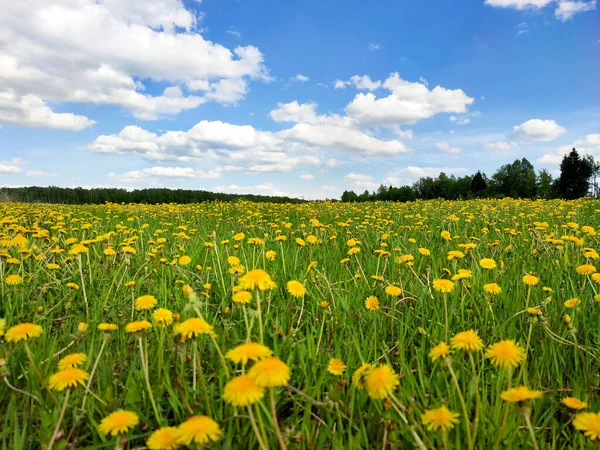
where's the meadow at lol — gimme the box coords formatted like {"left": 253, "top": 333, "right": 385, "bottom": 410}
{"left": 1, "top": 198, "right": 600, "bottom": 449}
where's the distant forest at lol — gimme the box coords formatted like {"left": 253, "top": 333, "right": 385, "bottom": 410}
{"left": 0, "top": 186, "right": 304, "bottom": 205}
{"left": 342, "top": 148, "right": 599, "bottom": 202}
{"left": 1, "top": 148, "right": 597, "bottom": 205}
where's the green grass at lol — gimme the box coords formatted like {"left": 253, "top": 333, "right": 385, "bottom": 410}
{"left": 1, "top": 198, "right": 600, "bottom": 449}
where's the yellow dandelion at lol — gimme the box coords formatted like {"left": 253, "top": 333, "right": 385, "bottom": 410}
{"left": 564, "top": 298, "right": 580, "bottom": 308}
{"left": 422, "top": 406, "right": 460, "bottom": 432}
{"left": 429, "top": 342, "right": 451, "bottom": 362}
{"left": 153, "top": 308, "right": 174, "bottom": 327}
{"left": 352, "top": 363, "right": 375, "bottom": 389}
{"left": 500, "top": 386, "right": 543, "bottom": 403}
{"left": 238, "top": 269, "right": 276, "bottom": 291}
{"left": 176, "top": 415, "right": 222, "bottom": 446}
{"left": 573, "top": 411, "right": 600, "bottom": 440}
{"left": 147, "top": 427, "right": 180, "bottom": 450}
{"left": 5, "top": 323, "right": 43, "bottom": 342}
{"left": 232, "top": 291, "right": 252, "bottom": 304}
{"left": 385, "top": 285, "right": 402, "bottom": 297}
{"left": 522, "top": 274, "right": 539, "bottom": 286}
{"left": 98, "top": 323, "right": 117, "bottom": 332}
{"left": 327, "top": 358, "right": 347, "bottom": 376}
{"left": 48, "top": 368, "right": 89, "bottom": 391}
{"left": 222, "top": 374, "right": 265, "bottom": 406}
{"left": 225, "top": 342, "right": 273, "bottom": 365}
{"left": 5, "top": 274, "right": 23, "bottom": 286}
{"left": 433, "top": 279, "right": 455, "bottom": 293}
{"left": 58, "top": 353, "right": 87, "bottom": 370}
{"left": 99, "top": 410, "right": 139, "bottom": 436}
{"left": 287, "top": 280, "right": 306, "bottom": 298}
{"left": 365, "top": 364, "right": 399, "bottom": 400}
{"left": 562, "top": 397, "right": 588, "bottom": 410}
{"left": 485, "top": 340, "right": 525, "bottom": 369}
{"left": 248, "top": 356, "right": 291, "bottom": 387}
{"left": 365, "top": 296, "right": 379, "bottom": 311}
{"left": 175, "top": 318, "right": 214, "bottom": 341}
{"left": 484, "top": 283, "right": 502, "bottom": 295}
{"left": 135, "top": 295, "right": 158, "bottom": 311}
{"left": 451, "top": 330, "right": 484, "bottom": 352}
{"left": 576, "top": 264, "right": 596, "bottom": 275}
{"left": 125, "top": 320, "right": 152, "bottom": 333}
{"left": 479, "top": 258, "right": 497, "bottom": 269}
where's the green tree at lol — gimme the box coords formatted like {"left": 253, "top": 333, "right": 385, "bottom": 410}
{"left": 536, "top": 169, "right": 554, "bottom": 199}
{"left": 556, "top": 148, "right": 595, "bottom": 199}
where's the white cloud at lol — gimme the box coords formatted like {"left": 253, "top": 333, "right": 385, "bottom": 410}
{"left": 26, "top": 170, "right": 57, "bottom": 177}
{"left": 214, "top": 182, "right": 289, "bottom": 197}
{"left": 299, "top": 174, "right": 315, "bottom": 180}
{"left": 485, "top": 141, "right": 515, "bottom": 150}
{"left": 333, "top": 75, "right": 381, "bottom": 91}
{"left": 510, "top": 119, "right": 567, "bottom": 142}
{"left": 0, "top": 0, "right": 270, "bottom": 124}
{"left": 383, "top": 176, "right": 400, "bottom": 184}
{"left": 344, "top": 172, "right": 378, "bottom": 190}
{"left": 436, "top": 142, "right": 461, "bottom": 154}
{"left": 449, "top": 115, "right": 471, "bottom": 125}
{"left": 345, "top": 73, "right": 474, "bottom": 127}
{"left": 555, "top": 0, "right": 596, "bottom": 21}
{"left": 386, "top": 166, "right": 468, "bottom": 185}
{"left": 0, "top": 164, "right": 22, "bottom": 174}
{"left": 485, "top": 0, "right": 553, "bottom": 9}
{"left": 393, "top": 128, "right": 414, "bottom": 139}
{"left": 292, "top": 74, "right": 310, "bottom": 82}
{"left": 0, "top": 90, "right": 95, "bottom": 130}
{"left": 323, "top": 185, "right": 338, "bottom": 192}
{"left": 226, "top": 29, "right": 242, "bottom": 38}
{"left": 538, "top": 134, "right": 600, "bottom": 165}
{"left": 419, "top": 76, "right": 429, "bottom": 87}
{"left": 108, "top": 166, "right": 222, "bottom": 184}
{"left": 368, "top": 43, "right": 380, "bottom": 51}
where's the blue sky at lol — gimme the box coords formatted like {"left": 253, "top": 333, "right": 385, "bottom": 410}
{"left": 0, "top": 0, "right": 598, "bottom": 199}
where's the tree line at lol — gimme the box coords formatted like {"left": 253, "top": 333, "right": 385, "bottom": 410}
{"left": 0, "top": 186, "right": 305, "bottom": 205}
{"left": 341, "top": 148, "right": 599, "bottom": 202}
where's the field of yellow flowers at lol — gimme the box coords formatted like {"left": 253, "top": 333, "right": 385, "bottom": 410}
{"left": 1, "top": 198, "right": 600, "bottom": 449}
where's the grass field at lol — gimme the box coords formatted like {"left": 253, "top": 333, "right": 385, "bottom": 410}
{"left": 1, "top": 198, "right": 600, "bottom": 449}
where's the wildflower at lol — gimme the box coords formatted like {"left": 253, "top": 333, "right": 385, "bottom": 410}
{"left": 295, "top": 238, "right": 306, "bottom": 247}
{"left": 98, "top": 323, "right": 117, "bottom": 332}
{"left": 287, "top": 280, "right": 306, "bottom": 298}
{"left": 222, "top": 374, "right": 265, "bottom": 406}
{"left": 486, "top": 340, "right": 525, "bottom": 369}
{"left": 562, "top": 397, "right": 588, "bottom": 410}
{"left": 479, "top": 258, "right": 497, "bottom": 269}
{"left": 233, "top": 233, "right": 245, "bottom": 241}
{"left": 99, "top": 410, "right": 139, "bottom": 436}
{"left": 422, "top": 406, "right": 460, "bottom": 432}
{"left": 5, "top": 323, "right": 43, "bottom": 342}
{"left": 265, "top": 250, "right": 276, "bottom": 261}
{"left": 176, "top": 415, "right": 222, "bottom": 446}
{"left": 248, "top": 357, "right": 291, "bottom": 387}
{"left": 447, "top": 250, "right": 465, "bottom": 260}
{"left": 238, "top": 269, "right": 276, "bottom": 291}
{"left": 147, "top": 427, "right": 180, "bottom": 450}
{"left": 153, "top": 308, "right": 174, "bottom": 327}
{"left": 365, "top": 364, "right": 399, "bottom": 399}
{"left": 433, "top": 279, "right": 455, "bottom": 293}
{"left": 46, "top": 263, "right": 60, "bottom": 270}
{"left": 175, "top": 318, "right": 214, "bottom": 340}
{"left": 441, "top": 231, "right": 451, "bottom": 240}
{"left": 5, "top": 274, "right": 23, "bottom": 286}
{"left": 232, "top": 291, "right": 252, "bottom": 304}
{"left": 573, "top": 411, "right": 600, "bottom": 441}
{"left": 77, "top": 322, "right": 88, "bottom": 333}
{"left": 226, "top": 342, "right": 273, "bottom": 365}
{"left": 320, "top": 300, "right": 329, "bottom": 308}
{"left": 564, "top": 298, "right": 580, "bottom": 308}
{"left": 0, "top": 318, "right": 5, "bottom": 337}
{"left": 419, "top": 247, "right": 431, "bottom": 256}
{"left": 125, "top": 320, "right": 152, "bottom": 333}
{"left": 48, "top": 368, "right": 89, "bottom": 391}
{"left": 352, "top": 363, "right": 375, "bottom": 389}
{"left": 135, "top": 295, "right": 157, "bottom": 311}
{"left": 484, "top": 283, "right": 502, "bottom": 295}
{"left": 592, "top": 273, "right": 600, "bottom": 284}
{"left": 327, "top": 358, "right": 347, "bottom": 376}
{"left": 58, "top": 353, "right": 87, "bottom": 370}
{"left": 66, "top": 282, "right": 79, "bottom": 290}
{"left": 365, "top": 296, "right": 379, "bottom": 311}
{"left": 576, "top": 264, "right": 596, "bottom": 275}
{"left": 500, "top": 386, "right": 543, "bottom": 403}
{"left": 385, "top": 285, "right": 402, "bottom": 297}
{"left": 178, "top": 255, "right": 191, "bottom": 266}
{"left": 522, "top": 274, "right": 539, "bottom": 286}
{"left": 429, "top": 342, "right": 451, "bottom": 362}
{"left": 451, "top": 330, "right": 484, "bottom": 352}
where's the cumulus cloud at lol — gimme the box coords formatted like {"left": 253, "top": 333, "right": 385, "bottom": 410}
{"left": 26, "top": 170, "right": 58, "bottom": 177}
{"left": 0, "top": 0, "right": 270, "bottom": 125}
{"left": 436, "top": 142, "right": 461, "bottom": 154}
{"left": 485, "top": 141, "right": 515, "bottom": 150}
{"left": 0, "top": 90, "right": 95, "bottom": 130}
{"left": 344, "top": 172, "right": 379, "bottom": 190}
{"left": 510, "top": 119, "right": 567, "bottom": 142}
{"left": 108, "top": 166, "right": 222, "bottom": 184}
{"left": 345, "top": 73, "right": 474, "bottom": 127}
{"left": 555, "top": 0, "right": 596, "bottom": 21}
{"left": 291, "top": 74, "right": 310, "bottom": 82}
{"left": 0, "top": 157, "right": 25, "bottom": 174}
{"left": 485, "top": 0, "right": 553, "bottom": 9}
{"left": 213, "top": 182, "right": 290, "bottom": 197}
{"left": 333, "top": 75, "right": 381, "bottom": 91}
{"left": 368, "top": 43, "right": 380, "bottom": 51}
{"left": 538, "top": 134, "right": 600, "bottom": 165}
{"left": 299, "top": 174, "right": 315, "bottom": 180}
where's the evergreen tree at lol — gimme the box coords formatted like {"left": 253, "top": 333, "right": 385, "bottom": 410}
{"left": 556, "top": 148, "right": 595, "bottom": 199}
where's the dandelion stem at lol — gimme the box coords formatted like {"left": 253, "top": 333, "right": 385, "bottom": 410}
{"left": 269, "top": 389, "right": 287, "bottom": 450}
{"left": 493, "top": 369, "right": 512, "bottom": 450}
{"left": 77, "top": 254, "right": 89, "bottom": 318}
{"left": 3, "top": 377, "right": 39, "bottom": 403}
{"left": 138, "top": 335, "right": 161, "bottom": 424}
{"left": 247, "top": 405, "right": 268, "bottom": 450}
{"left": 522, "top": 407, "right": 540, "bottom": 450}
{"left": 82, "top": 336, "right": 107, "bottom": 410}
{"left": 47, "top": 389, "right": 70, "bottom": 450}
{"left": 469, "top": 353, "right": 481, "bottom": 447}
{"left": 256, "top": 289, "right": 265, "bottom": 345}
{"left": 24, "top": 342, "right": 57, "bottom": 404}
{"left": 443, "top": 293, "right": 449, "bottom": 342}
{"left": 193, "top": 339, "right": 213, "bottom": 417}
{"left": 445, "top": 357, "right": 472, "bottom": 450}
